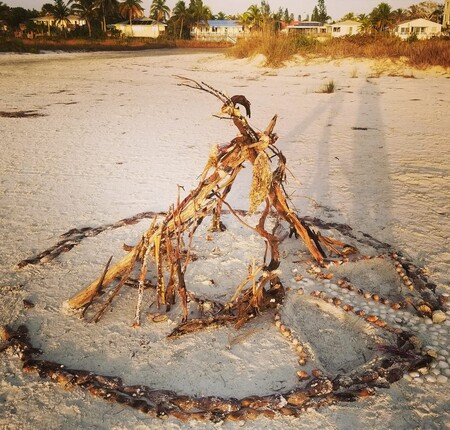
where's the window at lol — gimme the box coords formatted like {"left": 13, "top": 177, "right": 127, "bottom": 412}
{"left": 333, "top": 27, "right": 341, "bottom": 32}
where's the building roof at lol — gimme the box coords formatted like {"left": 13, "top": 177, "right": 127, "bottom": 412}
{"left": 290, "top": 21, "right": 325, "bottom": 27}
{"left": 116, "top": 18, "right": 166, "bottom": 26}
{"left": 397, "top": 18, "right": 442, "bottom": 27}
{"left": 32, "top": 14, "right": 83, "bottom": 22}
{"left": 332, "top": 20, "right": 361, "bottom": 27}
{"left": 206, "top": 20, "right": 240, "bottom": 27}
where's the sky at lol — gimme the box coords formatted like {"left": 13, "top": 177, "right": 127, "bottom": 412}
{"left": 3, "top": 0, "right": 442, "bottom": 21}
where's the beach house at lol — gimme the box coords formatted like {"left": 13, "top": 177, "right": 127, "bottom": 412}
{"left": 283, "top": 21, "right": 327, "bottom": 35}
{"left": 329, "top": 20, "right": 362, "bottom": 37}
{"left": 395, "top": 18, "right": 442, "bottom": 39}
{"left": 32, "top": 14, "right": 86, "bottom": 30}
{"left": 112, "top": 18, "right": 166, "bottom": 38}
{"left": 190, "top": 20, "right": 247, "bottom": 43}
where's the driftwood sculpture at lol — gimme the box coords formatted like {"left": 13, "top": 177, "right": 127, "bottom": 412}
{"left": 66, "top": 77, "right": 355, "bottom": 328}
{"left": 5, "top": 78, "right": 448, "bottom": 424}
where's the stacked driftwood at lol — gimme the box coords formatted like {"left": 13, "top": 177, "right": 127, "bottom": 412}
{"left": 66, "top": 78, "right": 355, "bottom": 329}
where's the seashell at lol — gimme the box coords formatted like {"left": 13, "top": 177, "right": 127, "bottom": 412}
{"left": 295, "top": 275, "right": 303, "bottom": 282}
{"left": 386, "top": 368, "right": 403, "bottom": 383}
{"left": 274, "top": 313, "right": 281, "bottom": 321}
{"left": 311, "top": 369, "right": 323, "bottom": 377}
{"left": 311, "top": 290, "right": 321, "bottom": 297}
{"left": 374, "top": 319, "right": 387, "bottom": 327}
{"left": 296, "top": 345, "right": 304, "bottom": 353}
{"left": 372, "top": 294, "right": 380, "bottom": 302}
{"left": 437, "top": 375, "right": 448, "bottom": 383}
{"left": 275, "top": 320, "right": 281, "bottom": 328}
{"left": 23, "top": 299, "right": 35, "bottom": 309}
{"left": 297, "top": 370, "right": 310, "bottom": 380}
{"left": 432, "top": 310, "right": 447, "bottom": 324}
{"left": 282, "top": 328, "right": 291, "bottom": 337}
{"left": 438, "top": 361, "right": 449, "bottom": 369}
{"left": 438, "top": 293, "right": 449, "bottom": 306}
{"left": 366, "top": 315, "right": 379, "bottom": 323}
{"left": 358, "top": 388, "right": 375, "bottom": 398}
{"left": 279, "top": 324, "right": 286, "bottom": 332}
{"left": 417, "top": 304, "right": 433, "bottom": 318}
{"left": 332, "top": 297, "right": 341, "bottom": 306}
{"left": 364, "top": 292, "right": 372, "bottom": 299}
{"left": 151, "top": 313, "right": 169, "bottom": 323}
{"left": 391, "top": 303, "right": 401, "bottom": 310}
{"left": 326, "top": 297, "right": 333, "bottom": 304}
{"left": 306, "top": 376, "right": 333, "bottom": 396}
{"left": 357, "top": 288, "right": 364, "bottom": 295}
{"left": 343, "top": 305, "right": 353, "bottom": 312}
{"left": 292, "top": 338, "right": 299, "bottom": 346}
{"left": 355, "top": 310, "right": 366, "bottom": 316}
{"left": 298, "top": 358, "right": 306, "bottom": 366}
{"left": 380, "top": 297, "right": 389, "bottom": 305}
{"left": 425, "top": 375, "right": 436, "bottom": 382}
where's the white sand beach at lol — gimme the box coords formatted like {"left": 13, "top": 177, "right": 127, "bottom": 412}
{"left": 0, "top": 49, "right": 449, "bottom": 429}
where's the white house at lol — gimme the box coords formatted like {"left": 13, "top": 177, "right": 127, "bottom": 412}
{"left": 329, "top": 20, "right": 361, "bottom": 37}
{"left": 395, "top": 18, "right": 442, "bottom": 40}
{"left": 283, "top": 21, "right": 327, "bottom": 35}
{"left": 113, "top": 18, "right": 166, "bottom": 38}
{"left": 190, "top": 20, "right": 247, "bottom": 43}
{"left": 32, "top": 14, "right": 86, "bottom": 29}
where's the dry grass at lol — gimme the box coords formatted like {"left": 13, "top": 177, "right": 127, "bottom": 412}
{"left": 0, "top": 37, "right": 231, "bottom": 53}
{"left": 228, "top": 33, "right": 450, "bottom": 69}
{"left": 317, "top": 79, "right": 336, "bottom": 93}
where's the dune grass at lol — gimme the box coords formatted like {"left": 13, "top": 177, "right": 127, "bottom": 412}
{"left": 228, "top": 33, "right": 450, "bottom": 69}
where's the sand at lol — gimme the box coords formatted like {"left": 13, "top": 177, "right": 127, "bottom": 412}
{"left": 0, "top": 49, "right": 449, "bottom": 429}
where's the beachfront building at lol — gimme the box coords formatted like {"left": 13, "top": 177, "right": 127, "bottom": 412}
{"left": 395, "top": 18, "right": 442, "bottom": 40}
{"left": 283, "top": 21, "right": 327, "bottom": 35}
{"left": 444, "top": 0, "right": 450, "bottom": 28}
{"left": 112, "top": 18, "right": 166, "bottom": 38}
{"left": 32, "top": 14, "right": 86, "bottom": 30}
{"left": 329, "top": 20, "right": 362, "bottom": 38}
{"left": 190, "top": 20, "right": 247, "bottom": 43}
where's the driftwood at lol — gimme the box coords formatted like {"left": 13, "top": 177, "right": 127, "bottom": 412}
{"left": 63, "top": 78, "right": 356, "bottom": 326}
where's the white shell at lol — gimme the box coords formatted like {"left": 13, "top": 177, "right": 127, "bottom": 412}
{"left": 438, "top": 361, "right": 449, "bottom": 369}
{"left": 436, "top": 375, "right": 448, "bottom": 383}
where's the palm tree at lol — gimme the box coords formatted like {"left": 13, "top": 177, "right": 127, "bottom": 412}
{"left": 429, "top": 4, "right": 444, "bottom": 23}
{"left": 188, "top": 0, "right": 212, "bottom": 31}
{"left": 70, "top": 0, "right": 97, "bottom": 37}
{"left": 172, "top": 0, "right": 188, "bottom": 38}
{"left": 150, "top": 0, "right": 170, "bottom": 23}
{"left": 118, "top": 0, "right": 143, "bottom": 27}
{"left": 244, "top": 4, "right": 262, "bottom": 31}
{"left": 391, "top": 8, "right": 407, "bottom": 25}
{"left": 215, "top": 11, "right": 225, "bottom": 20}
{"left": 51, "top": 0, "right": 71, "bottom": 37}
{"left": 95, "top": 0, "right": 117, "bottom": 32}
{"left": 370, "top": 2, "right": 393, "bottom": 33}
{"left": 357, "top": 13, "right": 372, "bottom": 33}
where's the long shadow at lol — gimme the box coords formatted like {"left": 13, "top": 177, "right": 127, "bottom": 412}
{"left": 350, "top": 79, "right": 392, "bottom": 242}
